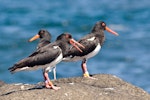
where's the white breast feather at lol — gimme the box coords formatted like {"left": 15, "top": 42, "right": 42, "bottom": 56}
{"left": 87, "top": 37, "right": 95, "bottom": 41}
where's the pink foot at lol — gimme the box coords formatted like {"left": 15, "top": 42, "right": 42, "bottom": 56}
{"left": 51, "top": 85, "right": 61, "bottom": 90}
{"left": 45, "top": 80, "right": 61, "bottom": 90}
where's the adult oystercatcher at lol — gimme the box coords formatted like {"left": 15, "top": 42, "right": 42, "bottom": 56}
{"left": 9, "top": 33, "right": 84, "bottom": 90}
{"left": 63, "top": 21, "right": 119, "bottom": 78}
{"left": 29, "top": 29, "right": 57, "bottom": 80}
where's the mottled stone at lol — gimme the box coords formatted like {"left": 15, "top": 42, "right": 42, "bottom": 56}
{"left": 0, "top": 74, "right": 149, "bottom": 100}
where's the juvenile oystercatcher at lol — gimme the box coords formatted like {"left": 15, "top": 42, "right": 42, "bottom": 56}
{"left": 9, "top": 33, "right": 84, "bottom": 90}
{"left": 63, "top": 21, "right": 119, "bottom": 78}
{"left": 29, "top": 29, "right": 57, "bottom": 80}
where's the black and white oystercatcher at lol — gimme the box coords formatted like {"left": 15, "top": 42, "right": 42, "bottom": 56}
{"left": 63, "top": 21, "right": 119, "bottom": 78}
{"left": 9, "top": 33, "right": 84, "bottom": 90}
{"left": 28, "top": 29, "right": 57, "bottom": 80}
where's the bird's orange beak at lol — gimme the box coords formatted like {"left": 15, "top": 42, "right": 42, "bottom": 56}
{"left": 69, "top": 39, "right": 85, "bottom": 52}
{"left": 105, "top": 26, "right": 119, "bottom": 36}
{"left": 28, "top": 34, "right": 40, "bottom": 42}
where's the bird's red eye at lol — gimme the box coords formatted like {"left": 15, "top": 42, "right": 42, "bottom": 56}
{"left": 102, "top": 22, "right": 105, "bottom": 27}
{"left": 65, "top": 34, "right": 72, "bottom": 39}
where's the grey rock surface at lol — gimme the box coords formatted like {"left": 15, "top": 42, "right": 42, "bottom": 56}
{"left": 0, "top": 74, "right": 149, "bottom": 100}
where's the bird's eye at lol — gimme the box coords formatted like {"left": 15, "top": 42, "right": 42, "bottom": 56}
{"left": 101, "top": 22, "right": 105, "bottom": 27}
{"left": 68, "top": 35, "right": 72, "bottom": 38}
{"left": 65, "top": 34, "right": 72, "bottom": 39}
{"left": 42, "top": 30, "right": 45, "bottom": 33}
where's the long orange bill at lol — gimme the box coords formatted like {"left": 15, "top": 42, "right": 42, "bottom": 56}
{"left": 70, "top": 39, "right": 85, "bottom": 52}
{"left": 105, "top": 26, "right": 119, "bottom": 36}
{"left": 28, "top": 34, "right": 40, "bottom": 42}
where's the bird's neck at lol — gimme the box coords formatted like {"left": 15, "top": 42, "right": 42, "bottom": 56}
{"left": 90, "top": 30, "right": 105, "bottom": 45}
{"left": 55, "top": 41, "right": 69, "bottom": 55}
{"left": 38, "top": 40, "right": 50, "bottom": 49}
{"left": 40, "top": 38, "right": 50, "bottom": 43}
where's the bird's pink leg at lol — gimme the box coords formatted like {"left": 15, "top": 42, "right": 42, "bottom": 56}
{"left": 43, "top": 72, "right": 60, "bottom": 90}
{"left": 81, "top": 59, "right": 96, "bottom": 79}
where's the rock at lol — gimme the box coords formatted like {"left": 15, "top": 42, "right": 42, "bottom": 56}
{"left": 0, "top": 80, "right": 5, "bottom": 87}
{"left": 0, "top": 74, "right": 149, "bottom": 100}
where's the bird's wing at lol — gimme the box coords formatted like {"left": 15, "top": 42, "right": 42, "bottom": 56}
{"left": 8, "top": 45, "right": 61, "bottom": 73}
{"left": 65, "top": 35, "right": 99, "bottom": 57}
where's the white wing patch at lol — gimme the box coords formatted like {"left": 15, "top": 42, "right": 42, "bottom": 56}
{"left": 87, "top": 37, "right": 95, "bottom": 41}
{"left": 53, "top": 46, "right": 59, "bottom": 49}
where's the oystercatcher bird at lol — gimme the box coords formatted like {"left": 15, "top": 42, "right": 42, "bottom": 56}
{"left": 29, "top": 29, "right": 57, "bottom": 80}
{"left": 9, "top": 33, "right": 84, "bottom": 90}
{"left": 63, "top": 21, "right": 119, "bottom": 78}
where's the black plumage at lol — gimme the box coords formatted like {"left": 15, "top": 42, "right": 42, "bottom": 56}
{"left": 9, "top": 33, "right": 84, "bottom": 90}
{"left": 63, "top": 21, "right": 119, "bottom": 78}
